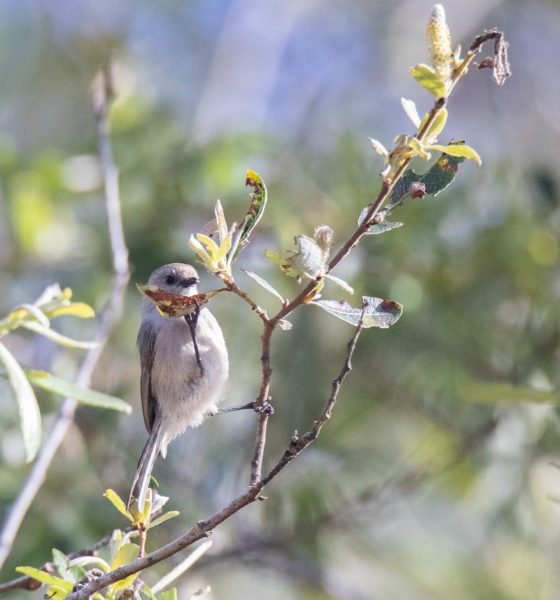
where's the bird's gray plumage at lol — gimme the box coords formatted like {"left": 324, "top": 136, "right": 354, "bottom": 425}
{"left": 128, "top": 263, "right": 228, "bottom": 512}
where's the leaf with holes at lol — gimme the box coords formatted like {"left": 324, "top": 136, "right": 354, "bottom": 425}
{"left": 138, "top": 284, "right": 224, "bottom": 318}
{"left": 311, "top": 296, "right": 403, "bottom": 328}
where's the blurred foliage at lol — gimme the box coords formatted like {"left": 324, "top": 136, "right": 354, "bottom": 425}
{"left": 1, "top": 1, "right": 560, "bottom": 599}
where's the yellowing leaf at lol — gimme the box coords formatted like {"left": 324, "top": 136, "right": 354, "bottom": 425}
{"left": 104, "top": 489, "right": 134, "bottom": 520}
{"left": 110, "top": 543, "right": 141, "bottom": 591}
{"left": 46, "top": 303, "right": 95, "bottom": 319}
{"left": 15, "top": 567, "right": 73, "bottom": 592}
{"left": 426, "top": 143, "right": 482, "bottom": 165}
{"left": 148, "top": 510, "right": 180, "bottom": 530}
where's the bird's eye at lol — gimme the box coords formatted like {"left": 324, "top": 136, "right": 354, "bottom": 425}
{"left": 165, "top": 275, "right": 176, "bottom": 285}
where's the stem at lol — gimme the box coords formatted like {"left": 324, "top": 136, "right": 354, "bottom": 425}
{"left": 0, "top": 63, "right": 130, "bottom": 571}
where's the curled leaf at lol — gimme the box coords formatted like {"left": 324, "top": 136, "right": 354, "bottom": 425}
{"left": 229, "top": 169, "right": 268, "bottom": 262}
{"left": 311, "top": 296, "right": 403, "bottom": 329}
{"left": 137, "top": 284, "right": 224, "bottom": 318}
{"left": 0, "top": 342, "right": 41, "bottom": 462}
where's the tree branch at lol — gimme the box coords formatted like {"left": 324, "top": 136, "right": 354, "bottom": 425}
{"left": 0, "top": 63, "right": 130, "bottom": 571}
{"left": 65, "top": 314, "right": 365, "bottom": 599}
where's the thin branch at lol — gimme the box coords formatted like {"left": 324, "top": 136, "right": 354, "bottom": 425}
{"left": 65, "top": 317, "right": 365, "bottom": 599}
{"left": 0, "top": 63, "right": 130, "bottom": 571}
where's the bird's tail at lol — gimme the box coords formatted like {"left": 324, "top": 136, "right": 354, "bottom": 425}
{"left": 128, "top": 419, "right": 165, "bottom": 514}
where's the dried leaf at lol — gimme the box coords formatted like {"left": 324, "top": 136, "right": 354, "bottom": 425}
{"left": 138, "top": 284, "right": 224, "bottom": 318}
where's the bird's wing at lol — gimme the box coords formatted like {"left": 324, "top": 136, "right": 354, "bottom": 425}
{"left": 137, "top": 318, "right": 157, "bottom": 432}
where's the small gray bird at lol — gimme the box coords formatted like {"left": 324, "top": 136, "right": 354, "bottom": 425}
{"left": 128, "top": 263, "right": 229, "bottom": 512}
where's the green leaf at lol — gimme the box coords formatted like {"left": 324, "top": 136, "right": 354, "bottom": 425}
{"left": 45, "top": 303, "right": 95, "bottom": 319}
{"left": 426, "top": 143, "right": 482, "bottom": 165}
{"left": 324, "top": 274, "right": 354, "bottom": 295}
{"left": 22, "top": 321, "right": 98, "bottom": 349}
{"left": 422, "top": 108, "right": 448, "bottom": 143}
{"left": 230, "top": 169, "right": 268, "bottom": 261}
{"left": 242, "top": 269, "right": 285, "bottom": 304}
{"left": 0, "top": 342, "right": 41, "bottom": 462}
{"left": 410, "top": 63, "right": 448, "bottom": 97}
{"left": 52, "top": 548, "right": 70, "bottom": 579}
{"left": 148, "top": 510, "right": 180, "bottom": 530}
{"left": 110, "top": 543, "right": 140, "bottom": 591}
{"left": 103, "top": 489, "right": 134, "bottom": 520}
{"left": 26, "top": 370, "right": 131, "bottom": 414}
{"left": 311, "top": 296, "right": 403, "bottom": 329}
{"left": 358, "top": 208, "right": 403, "bottom": 235}
{"left": 159, "top": 589, "right": 178, "bottom": 600}
{"left": 15, "top": 567, "right": 73, "bottom": 592}
{"left": 460, "top": 382, "right": 557, "bottom": 405}
{"left": 389, "top": 145, "right": 468, "bottom": 208}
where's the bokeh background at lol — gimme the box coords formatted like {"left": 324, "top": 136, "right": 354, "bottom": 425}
{"left": 1, "top": 0, "right": 560, "bottom": 598}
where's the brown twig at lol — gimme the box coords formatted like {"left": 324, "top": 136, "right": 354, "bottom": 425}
{"left": 64, "top": 314, "right": 365, "bottom": 599}
{"left": 0, "top": 62, "right": 130, "bottom": 570}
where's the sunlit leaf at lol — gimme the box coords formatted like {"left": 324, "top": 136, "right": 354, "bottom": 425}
{"left": 148, "top": 511, "right": 180, "bottom": 530}
{"left": 277, "top": 319, "right": 292, "bottom": 331}
{"left": 22, "top": 321, "right": 98, "bottom": 349}
{"left": 104, "top": 489, "right": 134, "bottom": 521}
{"left": 242, "top": 269, "right": 285, "bottom": 304}
{"left": 369, "top": 138, "right": 389, "bottom": 157}
{"left": 110, "top": 543, "right": 141, "bottom": 591}
{"left": 460, "top": 382, "right": 557, "bottom": 405}
{"left": 408, "top": 137, "right": 431, "bottom": 160}
{"left": 68, "top": 556, "right": 110, "bottom": 574}
{"left": 26, "top": 370, "right": 131, "bottom": 413}
{"left": 15, "top": 567, "right": 73, "bottom": 592}
{"left": 401, "top": 97, "right": 421, "bottom": 128}
{"left": 421, "top": 108, "right": 448, "bottom": 143}
{"left": 426, "top": 143, "right": 482, "bottom": 165}
{"left": 45, "top": 303, "right": 95, "bottom": 319}
{"left": 410, "top": 63, "right": 448, "bottom": 97}
{"left": 159, "top": 590, "right": 178, "bottom": 600}
{"left": 311, "top": 296, "right": 403, "bottom": 328}
{"left": 0, "top": 342, "right": 41, "bottom": 462}
{"left": 137, "top": 284, "right": 224, "bottom": 318}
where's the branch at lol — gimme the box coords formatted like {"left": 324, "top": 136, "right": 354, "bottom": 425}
{"left": 0, "top": 63, "right": 130, "bottom": 571}
{"left": 65, "top": 315, "right": 365, "bottom": 599}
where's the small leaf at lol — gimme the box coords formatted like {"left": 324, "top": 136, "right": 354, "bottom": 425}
{"left": 242, "top": 269, "right": 285, "bottom": 304}
{"left": 426, "top": 143, "right": 482, "bottom": 165}
{"left": 324, "top": 274, "right": 354, "bottom": 294}
{"left": 277, "top": 319, "right": 292, "bottom": 331}
{"left": 421, "top": 108, "right": 448, "bottom": 143}
{"left": 0, "top": 342, "right": 41, "bottom": 462}
{"left": 46, "top": 303, "right": 95, "bottom": 319}
{"left": 159, "top": 590, "right": 178, "bottom": 600}
{"left": 369, "top": 138, "right": 389, "bottom": 158}
{"left": 148, "top": 511, "right": 180, "bottom": 530}
{"left": 110, "top": 543, "right": 141, "bottom": 591}
{"left": 367, "top": 221, "right": 404, "bottom": 235}
{"left": 410, "top": 64, "right": 448, "bottom": 97}
{"left": 26, "top": 371, "right": 132, "bottom": 414}
{"left": 22, "top": 321, "right": 98, "bottom": 349}
{"left": 15, "top": 567, "right": 73, "bottom": 592}
{"left": 460, "top": 382, "right": 557, "bottom": 405}
{"left": 214, "top": 199, "right": 228, "bottom": 244}
{"left": 230, "top": 169, "right": 268, "bottom": 261}
{"left": 15, "top": 304, "right": 51, "bottom": 328}
{"left": 311, "top": 296, "right": 403, "bottom": 329}
{"left": 69, "top": 556, "right": 110, "bottom": 574}
{"left": 401, "top": 98, "right": 421, "bottom": 128}
{"left": 408, "top": 137, "right": 431, "bottom": 160}
{"left": 104, "top": 489, "right": 134, "bottom": 521}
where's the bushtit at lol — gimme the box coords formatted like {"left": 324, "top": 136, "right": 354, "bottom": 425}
{"left": 128, "top": 263, "right": 229, "bottom": 512}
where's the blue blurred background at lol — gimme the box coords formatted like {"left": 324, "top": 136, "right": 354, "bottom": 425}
{"left": 1, "top": 1, "right": 560, "bottom": 598}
